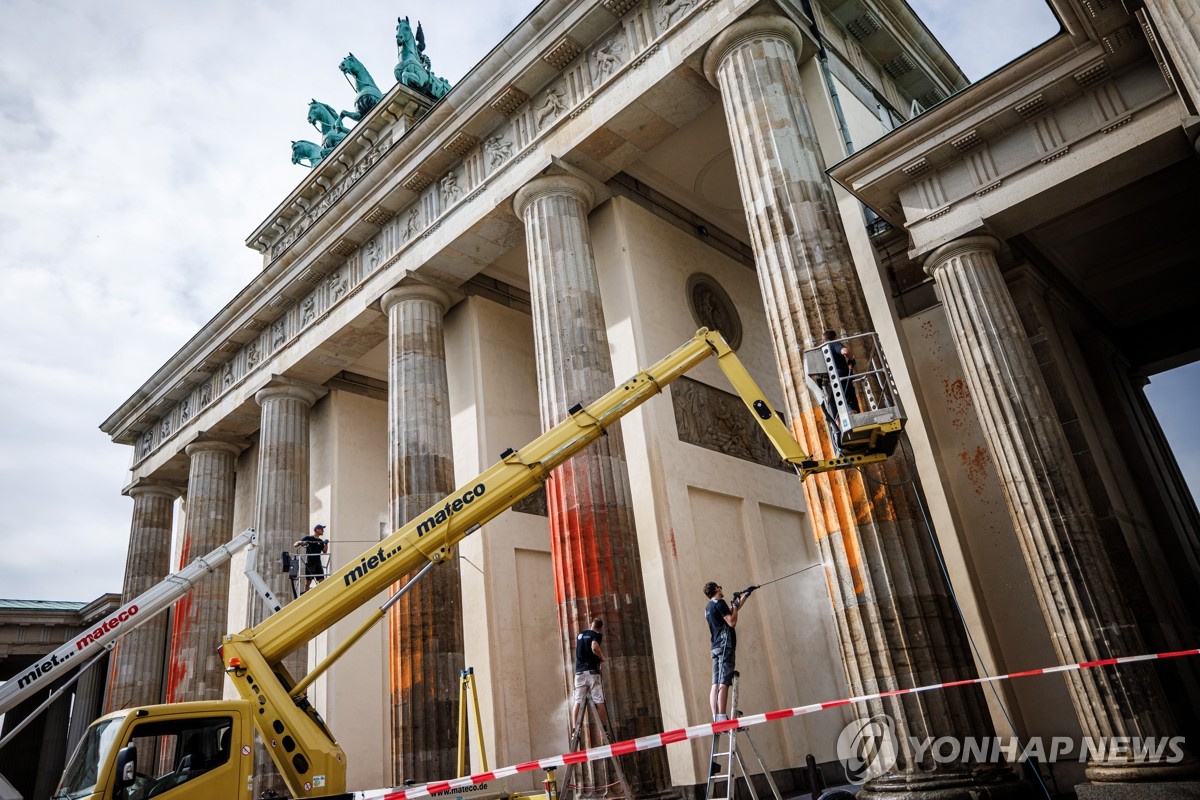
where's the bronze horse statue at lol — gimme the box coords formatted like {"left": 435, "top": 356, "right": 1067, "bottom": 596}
{"left": 395, "top": 16, "right": 450, "bottom": 100}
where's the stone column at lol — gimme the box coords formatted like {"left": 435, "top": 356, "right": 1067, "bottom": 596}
{"left": 251, "top": 378, "right": 321, "bottom": 797}
{"left": 32, "top": 690, "right": 71, "bottom": 800}
{"left": 165, "top": 439, "right": 242, "bottom": 703}
{"left": 106, "top": 481, "right": 179, "bottom": 712}
{"left": 703, "top": 17, "right": 1018, "bottom": 798}
{"left": 381, "top": 281, "right": 463, "bottom": 784}
{"left": 514, "top": 175, "right": 672, "bottom": 800}
{"left": 66, "top": 650, "right": 109, "bottom": 755}
{"left": 924, "top": 235, "right": 1194, "bottom": 782}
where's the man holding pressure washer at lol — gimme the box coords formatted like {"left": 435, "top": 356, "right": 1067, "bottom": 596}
{"left": 703, "top": 580, "right": 756, "bottom": 720}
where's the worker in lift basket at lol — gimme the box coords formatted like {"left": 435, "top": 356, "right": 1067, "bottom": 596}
{"left": 293, "top": 524, "right": 328, "bottom": 592}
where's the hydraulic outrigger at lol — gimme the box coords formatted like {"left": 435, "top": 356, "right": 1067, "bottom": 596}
{"left": 55, "top": 328, "right": 905, "bottom": 800}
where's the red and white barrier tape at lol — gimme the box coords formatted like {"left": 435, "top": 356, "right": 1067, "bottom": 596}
{"left": 354, "top": 647, "right": 1200, "bottom": 800}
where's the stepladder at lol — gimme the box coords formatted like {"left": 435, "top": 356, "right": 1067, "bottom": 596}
{"left": 560, "top": 692, "right": 633, "bottom": 800}
{"left": 705, "top": 672, "right": 783, "bottom": 800}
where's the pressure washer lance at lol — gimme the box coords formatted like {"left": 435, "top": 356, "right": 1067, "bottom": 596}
{"left": 731, "top": 562, "right": 822, "bottom": 607}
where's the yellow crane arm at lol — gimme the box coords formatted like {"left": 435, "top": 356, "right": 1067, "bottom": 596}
{"left": 219, "top": 328, "right": 864, "bottom": 797}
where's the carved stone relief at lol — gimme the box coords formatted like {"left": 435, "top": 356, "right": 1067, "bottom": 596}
{"left": 656, "top": 0, "right": 695, "bottom": 31}
{"left": 535, "top": 87, "right": 567, "bottom": 129}
{"left": 328, "top": 270, "right": 349, "bottom": 303}
{"left": 671, "top": 377, "right": 789, "bottom": 472}
{"left": 364, "top": 238, "right": 382, "bottom": 272}
{"left": 402, "top": 206, "right": 422, "bottom": 241}
{"left": 485, "top": 135, "right": 513, "bottom": 167}
{"left": 441, "top": 171, "right": 463, "bottom": 207}
{"left": 513, "top": 486, "right": 549, "bottom": 517}
{"left": 592, "top": 35, "right": 625, "bottom": 81}
{"left": 686, "top": 273, "right": 742, "bottom": 349}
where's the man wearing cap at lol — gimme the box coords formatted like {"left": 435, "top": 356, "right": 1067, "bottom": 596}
{"left": 294, "top": 524, "right": 328, "bottom": 592}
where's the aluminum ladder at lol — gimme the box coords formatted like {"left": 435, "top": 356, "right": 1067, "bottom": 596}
{"left": 705, "top": 672, "right": 783, "bottom": 800}
{"left": 560, "top": 694, "right": 632, "bottom": 800}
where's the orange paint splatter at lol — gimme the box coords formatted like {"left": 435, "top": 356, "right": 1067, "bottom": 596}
{"left": 793, "top": 407, "right": 865, "bottom": 594}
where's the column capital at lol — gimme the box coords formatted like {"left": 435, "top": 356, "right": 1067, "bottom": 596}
{"left": 702, "top": 14, "right": 817, "bottom": 88}
{"left": 513, "top": 174, "right": 594, "bottom": 219}
{"left": 253, "top": 376, "right": 325, "bottom": 408}
{"left": 184, "top": 437, "right": 246, "bottom": 459}
{"left": 922, "top": 234, "right": 1001, "bottom": 277}
{"left": 380, "top": 278, "right": 455, "bottom": 316}
{"left": 123, "top": 478, "right": 182, "bottom": 501}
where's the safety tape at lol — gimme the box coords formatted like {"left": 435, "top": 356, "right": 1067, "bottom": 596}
{"left": 353, "top": 647, "right": 1200, "bottom": 800}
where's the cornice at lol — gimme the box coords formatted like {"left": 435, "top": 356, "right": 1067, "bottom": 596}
{"left": 828, "top": 29, "right": 1168, "bottom": 231}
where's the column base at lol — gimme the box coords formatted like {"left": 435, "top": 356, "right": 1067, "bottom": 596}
{"left": 858, "top": 765, "right": 1035, "bottom": 799}
{"left": 1075, "top": 780, "right": 1200, "bottom": 799}
{"left": 1085, "top": 756, "right": 1198, "bottom": 783}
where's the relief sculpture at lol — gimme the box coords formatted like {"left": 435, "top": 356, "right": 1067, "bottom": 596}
{"left": 671, "top": 377, "right": 789, "bottom": 472}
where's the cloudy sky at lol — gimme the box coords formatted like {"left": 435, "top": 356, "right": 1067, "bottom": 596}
{"left": 0, "top": 1, "right": 1194, "bottom": 604}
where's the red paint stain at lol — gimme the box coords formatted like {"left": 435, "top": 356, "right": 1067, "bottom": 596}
{"left": 958, "top": 446, "right": 991, "bottom": 496}
{"left": 164, "top": 531, "right": 196, "bottom": 703}
{"left": 942, "top": 377, "right": 973, "bottom": 430}
{"left": 667, "top": 527, "right": 677, "bottom": 560}
{"left": 165, "top": 590, "right": 194, "bottom": 703}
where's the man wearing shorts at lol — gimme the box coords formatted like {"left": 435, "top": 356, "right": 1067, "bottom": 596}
{"left": 704, "top": 581, "right": 749, "bottom": 720}
{"left": 571, "top": 618, "right": 612, "bottom": 736}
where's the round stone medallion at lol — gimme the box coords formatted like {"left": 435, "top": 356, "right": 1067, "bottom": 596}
{"left": 686, "top": 273, "right": 742, "bottom": 350}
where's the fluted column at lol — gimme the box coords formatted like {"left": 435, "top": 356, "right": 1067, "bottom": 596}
{"left": 382, "top": 282, "right": 463, "bottom": 784}
{"left": 66, "top": 651, "right": 109, "bottom": 755}
{"left": 924, "top": 235, "right": 1194, "bottom": 782}
{"left": 704, "top": 18, "right": 1017, "bottom": 798}
{"left": 33, "top": 690, "right": 71, "bottom": 800}
{"left": 165, "top": 439, "right": 242, "bottom": 703}
{"left": 106, "top": 481, "right": 179, "bottom": 711}
{"left": 251, "top": 378, "right": 321, "bottom": 797}
{"left": 514, "top": 175, "right": 672, "bottom": 800}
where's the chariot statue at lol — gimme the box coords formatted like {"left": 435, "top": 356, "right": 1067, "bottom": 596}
{"left": 291, "top": 99, "right": 351, "bottom": 168}
{"left": 339, "top": 53, "right": 383, "bottom": 121}
{"left": 395, "top": 16, "right": 451, "bottom": 100}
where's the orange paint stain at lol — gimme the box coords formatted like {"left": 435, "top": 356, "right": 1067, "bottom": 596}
{"left": 794, "top": 407, "right": 866, "bottom": 595}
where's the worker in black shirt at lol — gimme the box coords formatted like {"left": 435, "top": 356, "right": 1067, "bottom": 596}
{"left": 823, "top": 330, "right": 860, "bottom": 413}
{"left": 704, "top": 581, "right": 750, "bottom": 720}
{"left": 293, "top": 524, "right": 328, "bottom": 592}
{"left": 571, "top": 618, "right": 611, "bottom": 736}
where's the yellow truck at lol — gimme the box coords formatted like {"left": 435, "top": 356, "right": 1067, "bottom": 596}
{"left": 54, "top": 329, "right": 902, "bottom": 800}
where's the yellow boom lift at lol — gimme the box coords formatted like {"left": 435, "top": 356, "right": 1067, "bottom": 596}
{"left": 55, "top": 328, "right": 903, "bottom": 800}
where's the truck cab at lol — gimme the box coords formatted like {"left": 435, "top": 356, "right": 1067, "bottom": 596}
{"left": 55, "top": 701, "right": 255, "bottom": 800}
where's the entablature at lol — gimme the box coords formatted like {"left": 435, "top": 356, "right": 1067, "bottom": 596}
{"left": 829, "top": 24, "right": 1178, "bottom": 255}
{"left": 104, "top": 0, "right": 982, "bottom": 483}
